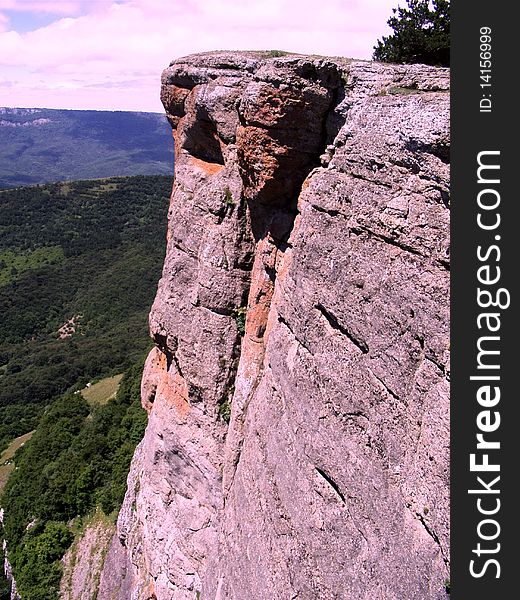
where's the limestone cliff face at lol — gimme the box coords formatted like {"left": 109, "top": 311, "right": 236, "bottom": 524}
{"left": 99, "top": 52, "right": 450, "bottom": 600}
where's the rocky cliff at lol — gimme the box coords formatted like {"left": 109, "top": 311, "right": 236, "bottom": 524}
{"left": 99, "top": 51, "right": 450, "bottom": 600}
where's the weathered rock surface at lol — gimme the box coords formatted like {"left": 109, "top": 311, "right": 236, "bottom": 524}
{"left": 61, "top": 511, "right": 115, "bottom": 600}
{"left": 100, "top": 51, "right": 450, "bottom": 600}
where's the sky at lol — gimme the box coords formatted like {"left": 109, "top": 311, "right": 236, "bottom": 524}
{"left": 0, "top": 0, "right": 397, "bottom": 113}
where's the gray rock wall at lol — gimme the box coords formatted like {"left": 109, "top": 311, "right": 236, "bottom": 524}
{"left": 100, "top": 52, "right": 450, "bottom": 600}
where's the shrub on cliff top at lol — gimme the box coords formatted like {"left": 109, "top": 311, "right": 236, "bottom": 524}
{"left": 373, "top": 0, "right": 450, "bottom": 67}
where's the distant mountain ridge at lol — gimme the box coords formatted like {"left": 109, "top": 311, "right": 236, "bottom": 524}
{"left": 0, "top": 107, "right": 173, "bottom": 188}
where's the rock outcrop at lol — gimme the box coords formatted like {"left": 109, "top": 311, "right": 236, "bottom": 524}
{"left": 61, "top": 511, "right": 115, "bottom": 600}
{"left": 100, "top": 51, "right": 450, "bottom": 600}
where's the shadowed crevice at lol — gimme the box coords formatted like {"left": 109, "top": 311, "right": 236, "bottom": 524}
{"left": 315, "top": 467, "right": 346, "bottom": 504}
{"left": 315, "top": 303, "right": 369, "bottom": 354}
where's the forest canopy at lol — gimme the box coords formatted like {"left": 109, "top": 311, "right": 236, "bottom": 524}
{"left": 0, "top": 176, "right": 170, "bottom": 451}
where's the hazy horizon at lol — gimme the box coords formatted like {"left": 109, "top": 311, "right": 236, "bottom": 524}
{"left": 0, "top": 105, "right": 165, "bottom": 114}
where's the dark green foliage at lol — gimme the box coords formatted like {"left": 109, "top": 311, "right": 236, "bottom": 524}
{"left": 265, "top": 50, "right": 289, "bottom": 58}
{"left": 0, "top": 175, "right": 170, "bottom": 451}
{"left": 373, "top": 0, "right": 450, "bottom": 67}
{"left": 0, "top": 575, "right": 10, "bottom": 599}
{"left": 233, "top": 306, "right": 247, "bottom": 336}
{"left": 13, "top": 521, "right": 73, "bottom": 600}
{"left": 0, "top": 108, "right": 173, "bottom": 189}
{"left": 224, "top": 187, "right": 234, "bottom": 206}
{"left": 218, "top": 399, "right": 232, "bottom": 424}
{"left": 1, "top": 363, "right": 147, "bottom": 599}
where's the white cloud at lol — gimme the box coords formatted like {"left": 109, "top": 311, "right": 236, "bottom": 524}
{"left": 0, "top": 12, "right": 9, "bottom": 31}
{"left": 0, "top": 1, "right": 83, "bottom": 14}
{"left": 0, "top": 0, "right": 396, "bottom": 111}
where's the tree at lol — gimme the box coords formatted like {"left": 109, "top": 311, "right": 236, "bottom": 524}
{"left": 373, "top": 0, "right": 450, "bottom": 67}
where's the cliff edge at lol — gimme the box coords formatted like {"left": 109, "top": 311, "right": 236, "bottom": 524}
{"left": 99, "top": 51, "right": 450, "bottom": 600}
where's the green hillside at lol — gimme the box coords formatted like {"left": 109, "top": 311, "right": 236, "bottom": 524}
{"left": 0, "top": 175, "right": 171, "bottom": 452}
{"left": 1, "top": 363, "right": 147, "bottom": 600}
{"left": 0, "top": 108, "right": 173, "bottom": 189}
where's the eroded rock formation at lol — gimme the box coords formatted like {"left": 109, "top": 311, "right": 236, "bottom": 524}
{"left": 99, "top": 52, "right": 450, "bottom": 600}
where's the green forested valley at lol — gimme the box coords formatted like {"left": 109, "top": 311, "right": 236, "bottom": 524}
{"left": 0, "top": 175, "right": 170, "bottom": 450}
{"left": 0, "top": 175, "right": 170, "bottom": 598}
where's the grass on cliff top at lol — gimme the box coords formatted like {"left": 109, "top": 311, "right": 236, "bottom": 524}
{"left": 80, "top": 373, "right": 124, "bottom": 406}
{"left": 0, "top": 430, "right": 34, "bottom": 494}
